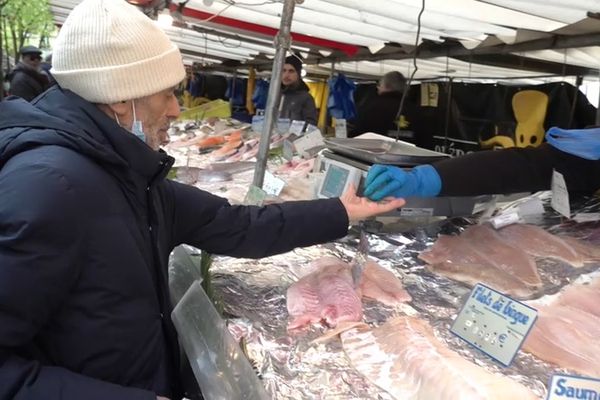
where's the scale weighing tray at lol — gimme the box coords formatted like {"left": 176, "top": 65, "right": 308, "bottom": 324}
{"left": 324, "top": 138, "right": 449, "bottom": 166}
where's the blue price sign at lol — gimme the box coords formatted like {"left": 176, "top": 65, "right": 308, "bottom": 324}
{"left": 451, "top": 283, "right": 538, "bottom": 366}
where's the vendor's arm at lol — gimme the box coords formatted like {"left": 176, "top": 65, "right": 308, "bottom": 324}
{"left": 0, "top": 159, "right": 155, "bottom": 400}
{"left": 169, "top": 181, "right": 403, "bottom": 258}
{"left": 433, "top": 143, "right": 600, "bottom": 196}
{"left": 365, "top": 144, "right": 600, "bottom": 200}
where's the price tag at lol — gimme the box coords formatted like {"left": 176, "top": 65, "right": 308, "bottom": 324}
{"left": 490, "top": 212, "right": 520, "bottom": 229}
{"left": 551, "top": 170, "right": 570, "bottom": 218}
{"left": 547, "top": 374, "right": 600, "bottom": 400}
{"left": 244, "top": 185, "right": 267, "bottom": 206}
{"left": 262, "top": 171, "right": 286, "bottom": 196}
{"left": 451, "top": 283, "right": 537, "bottom": 367}
{"left": 294, "top": 129, "right": 325, "bottom": 155}
{"left": 573, "top": 213, "right": 600, "bottom": 223}
{"left": 289, "top": 120, "right": 305, "bottom": 135}
{"left": 400, "top": 208, "right": 433, "bottom": 217}
{"left": 305, "top": 124, "right": 319, "bottom": 134}
{"left": 335, "top": 118, "right": 347, "bottom": 139}
{"left": 283, "top": 139, "right": 295, "bottom": 161}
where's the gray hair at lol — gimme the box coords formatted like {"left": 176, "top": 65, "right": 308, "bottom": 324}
{"left": 380, "top": 71, "right": 406, "bottom": 92}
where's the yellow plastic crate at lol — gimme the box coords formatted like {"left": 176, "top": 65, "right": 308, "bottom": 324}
{"left": 178, "top": 99, "right": 231, "bottom": 121}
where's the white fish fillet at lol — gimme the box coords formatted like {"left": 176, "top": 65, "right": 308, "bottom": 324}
{"left": 340, "top": 316, "right": 538, "bottom": 400}
{"left": 419, "top": 235, "right": 535, "bottom": 298}
{"left": 498, "top": 224, "right": 584, "bottom": 267}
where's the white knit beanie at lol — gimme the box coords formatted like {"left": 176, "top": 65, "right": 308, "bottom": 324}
{"left": 51, "top": 0, "right": 185, "bottom": 104}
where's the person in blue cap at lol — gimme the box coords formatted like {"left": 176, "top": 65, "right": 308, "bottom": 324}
{"left": 7, "top": 45, "right": 49, "bottom": 101}
{"left": 363, "top": 126, "right": 600, "bottom": 201}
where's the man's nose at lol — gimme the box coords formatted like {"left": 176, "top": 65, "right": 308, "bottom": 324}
{"left": 167, "top": 95, "right": 180, "bottom": 119}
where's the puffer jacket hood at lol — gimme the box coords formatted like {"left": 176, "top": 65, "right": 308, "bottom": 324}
{"left": 0, "top": 85, "right": 170, "bottom": 181}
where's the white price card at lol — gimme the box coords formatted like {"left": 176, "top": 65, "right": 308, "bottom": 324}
{"left": 305, "top": 124, "right": 319, "bottom": 134}
{"left": 335, "top": 118, "right": 348, "bottom": 139}
{"left": 490, "top": 212, "right": 520, "bottom": 229}
{"left": 283, "top": 139, "right": 295, "bottom": 162}
{"left": 244, "top": 185, "right": 267, "bottom": 206}
{"left": 551, "top": 170, "right": 570, "bottom": 218}
{"left": 262, "top": 171, "right": 285, "bottom": 197}
{"left": 451, "top": 283, "right": 537, "bottom": 367}
{"left": 547, "top": 374, "right": 600, "bottom": 400}
{"left": 289, "top": 120, "right": 305, "bottom": 135}
{"left": 294, "top": 129, "right": 325, "bottom": 155}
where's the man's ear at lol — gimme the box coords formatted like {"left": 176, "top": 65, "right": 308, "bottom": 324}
{"left": 97, "top": 100, "right": 131, "bottom": 122}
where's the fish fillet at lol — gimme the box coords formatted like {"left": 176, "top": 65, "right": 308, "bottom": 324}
{"left": 497, "top": 224, "right": 584, "bottom": 267}
{"left": 556, "top": 282, "right": 600, "bottom": 318}
{"left": 419, "top": 235, "right": 534, "bottom": 298}
{"left": 461, "top": 224, "right": 541, "bottom": 288}
{"left": 287, "top": 258, "right": 363, "bottom": 330}
{"left": 340, "top": 316, "right": 538, "bottom": 400}
{"left": 287, "top": 257, "right": 410, "bottom": 330}
{"left": 361, "top": 260, "right": 412, "bottom": 305}
{"left": 523, "top": 305, "right": 600, "bottom": 377}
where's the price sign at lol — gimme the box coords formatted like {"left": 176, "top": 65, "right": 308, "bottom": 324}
{"left": 551, "top": 170, "right": 570, "bottom": 218}
{"left": 451, "top": 283, "right": 537, "bottom": 366}
{"left": 262, "top": 171, "right": 286, "bottom": 197}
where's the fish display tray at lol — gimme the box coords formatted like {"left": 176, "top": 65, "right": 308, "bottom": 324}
{"left": 324, "top": 138, "right": 450, "bottom": 166}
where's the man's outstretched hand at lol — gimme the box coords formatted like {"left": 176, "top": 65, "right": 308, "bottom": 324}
{"left": 339, "top": 184, "right": 406, "bottom": 222}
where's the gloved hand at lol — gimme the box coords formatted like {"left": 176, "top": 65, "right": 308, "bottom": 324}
{"left": 363, "top": 164, "right": 442, "bottom": 201}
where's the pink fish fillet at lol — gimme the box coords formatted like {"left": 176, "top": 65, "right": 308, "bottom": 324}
{"left": 340, "top": 316, "right": 538, "bottom": 400}
{"left": 523, "top": 305, "right": 600, "bottom": 377}
{"left": 360, "top": 260, "right": 412, "bottom": 305}
{"left": 461, "top": 224, "right": 542, "bottom": 288}
{"left": 287, "top": 257, "right": 411, "bottom": 330}
{"left": 287, "top": 258, "right": 363, "bottom": 330}
{"left": 419, "top": 235, "right": 534, "bottom": 298}
{"left": 556, "top": 282, "right": 600, "bottom": 318}
{"left": 497, "top": 224, "right": 584, "bottom": 267}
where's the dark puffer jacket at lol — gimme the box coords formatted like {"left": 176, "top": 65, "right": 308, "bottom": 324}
{"left": 279, "top": 80, "right": 318, "bottom": 126}
{"left": 0, "top": 86, "right": 348, "bottom": 400}
{"left": 7, "top": 62, "right": 49, "bottom": 101}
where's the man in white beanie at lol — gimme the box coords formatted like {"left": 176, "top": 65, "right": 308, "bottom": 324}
{"left": 0, "top": 1, "right": 404, "bottom": 399}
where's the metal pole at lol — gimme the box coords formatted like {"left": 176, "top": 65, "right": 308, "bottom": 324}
{"left": 596, "top": 70, "right": 600, "bottom": 126}
{"left": 252, "top": 0, "right": 297, "bottom": 188}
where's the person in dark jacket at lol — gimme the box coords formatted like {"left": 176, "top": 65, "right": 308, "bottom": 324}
{"left": 7, "top": 45, "right": 49, "bottom": 101}
{"left": 363, "top": 127, "right": 600, "bottom": 201}
{"left": 350, "top": 71, "right": 416, "bottom": 139}
{"left": 279, "top": 55, "right": 318, "bottom": 126}
{"left": 0, "top": 1, "right": 405, "bottom": 400}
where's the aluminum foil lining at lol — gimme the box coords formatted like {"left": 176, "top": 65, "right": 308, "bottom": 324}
{"left": 167, "top": 134, "right": 600, "bottom": 399}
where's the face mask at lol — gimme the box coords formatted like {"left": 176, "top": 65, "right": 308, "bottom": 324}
{"left": 130, "top": 99, "right": 146, "bottom": 143}
{"left": 114, "top": 99, "right": 146, "bottom": 143}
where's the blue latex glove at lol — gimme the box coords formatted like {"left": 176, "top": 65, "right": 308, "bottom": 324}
{"left": 363, "top": 164, "right": 442, "bottom": 201}
{"left": 545, "top": 126, "right": 600, "bottom": 160}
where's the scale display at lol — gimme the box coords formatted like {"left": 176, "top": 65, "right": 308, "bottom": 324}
{"left": 317, "top": 159, "right": 363, "bottom": 199}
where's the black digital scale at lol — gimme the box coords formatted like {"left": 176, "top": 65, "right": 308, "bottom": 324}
{"left": 317, "top": 137, "right": 493, "bottom": 217}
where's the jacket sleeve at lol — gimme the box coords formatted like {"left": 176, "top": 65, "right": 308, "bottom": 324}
{"left": 433, "top": 143, "right": 600, "bottom": 196}
{"left": 168, "top": 181, "right": 349, "bottom": 258}
{"left": 0, "top": 161, "right": 154, "bottom": 400}
{"left": 302, "top": 94, "right": 318, "bottom": 126}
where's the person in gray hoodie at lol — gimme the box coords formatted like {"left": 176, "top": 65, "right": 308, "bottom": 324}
{"left": 279, "top": 55, "right": 318, "bottom": 126}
